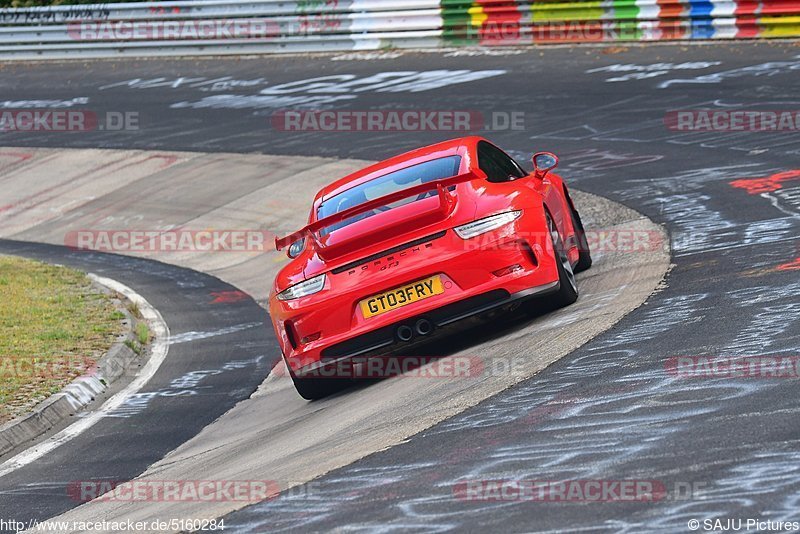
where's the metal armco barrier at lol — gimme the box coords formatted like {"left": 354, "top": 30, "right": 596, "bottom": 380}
{"left": 0, "top": 0, "right": 798, "bottom": 59}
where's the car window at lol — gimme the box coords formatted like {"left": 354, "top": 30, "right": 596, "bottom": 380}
{"left": 478, "top": 141, "right": 525, "bottom": 183}
{"left": 317, "top": 155, "right": 461, "bottom": 235}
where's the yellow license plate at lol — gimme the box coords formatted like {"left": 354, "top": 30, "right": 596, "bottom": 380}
{"left": 360, "top": 275, "right": 444, "bottom": 319}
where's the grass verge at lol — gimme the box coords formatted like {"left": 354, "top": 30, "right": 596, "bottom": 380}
{"left": 0, "top": 255, "right": 124, "bottom": 424}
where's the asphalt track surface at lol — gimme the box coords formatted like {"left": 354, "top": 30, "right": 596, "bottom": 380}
{"left": 0, "top": 41, "right": 799, "bottom": 532}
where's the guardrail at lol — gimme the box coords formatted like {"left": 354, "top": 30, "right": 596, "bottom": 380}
{"left": 0, "top": 0, "right": 797, "bottom": 59}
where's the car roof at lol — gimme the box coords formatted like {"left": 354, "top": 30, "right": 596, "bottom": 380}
{"left": 314, "top": 136, "right": 484, "bottom": 205}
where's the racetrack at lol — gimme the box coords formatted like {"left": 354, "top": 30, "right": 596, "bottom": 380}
{"left": 1, "top": 41, "right": 799, "bottom": 532}
{"left": 0, "top": 147, "right": 667, "bottom": 528}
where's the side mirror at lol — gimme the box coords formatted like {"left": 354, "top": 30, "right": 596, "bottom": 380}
{"left": 532, "top": 152, "right": 558, "bottom": 179}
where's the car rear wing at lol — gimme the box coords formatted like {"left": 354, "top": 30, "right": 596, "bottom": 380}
{"left": 275, "top": 170, "right": 480, "bottom": 252}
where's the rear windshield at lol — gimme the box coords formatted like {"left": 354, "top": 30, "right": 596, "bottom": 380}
{"left": 317, "top": 155, "right": 461, "bottom": 234}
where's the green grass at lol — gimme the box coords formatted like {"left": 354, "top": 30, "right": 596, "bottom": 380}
{"left": 0, "top": 256, "right": 124, "bottom": 424}
{"left": 135, "top": 322, "right": 149, "bottom": 345}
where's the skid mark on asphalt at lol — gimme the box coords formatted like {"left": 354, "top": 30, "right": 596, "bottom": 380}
{"left": 656, "top": 55, "right": 800, "bottom": 89}
{"left": 729, "top": 169, "right": 800, "bottom": 220}
{"left": 613, "top": 442, "right": 800, "bottom": 532}
{"left": 168, "top": 322, "right": 262, "bottom": 345}
{"left": 107, "top": 355, "right": 265, "bottom": 419}
{"left": 210, "top": 290, "right": 249, "bottom": 304}
{"left": 529, "top": 93, "right": 800, "bottom": 155}
{"left": 606, "top": 164, "right": 800, "bottom": 257}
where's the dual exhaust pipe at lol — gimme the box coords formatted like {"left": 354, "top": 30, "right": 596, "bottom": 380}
{"left": 396, "top": 318, "right": 433, "bottom": 342}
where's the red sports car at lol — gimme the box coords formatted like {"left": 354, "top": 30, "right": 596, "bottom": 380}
{"left": 271, "top": 136, "right": 591, "bottom": 399}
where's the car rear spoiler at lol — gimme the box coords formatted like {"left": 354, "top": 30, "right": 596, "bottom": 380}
{"left": 275, "top": 170, "right": 480, "bottom": 251}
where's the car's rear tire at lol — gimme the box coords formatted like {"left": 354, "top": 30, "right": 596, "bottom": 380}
{"left": 292, "top": 375, "right": 337, "bottom": 401}
{"left": 565, "top": 189, "right": 592, "bottom": 273}
{"left": 284, "top": 354, "right": 339, "bottom": 400}
{"left": 547, "top": 212, "right": 579, "bottom": 309}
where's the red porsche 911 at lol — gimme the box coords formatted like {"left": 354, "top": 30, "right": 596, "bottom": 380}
{"left": 271, "top": 136, "right": 591, "bottom": 399}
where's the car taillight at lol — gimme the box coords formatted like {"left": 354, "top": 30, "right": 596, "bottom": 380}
{"left": 454, "top": 210, "right": 521, "bottom": 239}
{"left": 277, "top": 274, "right": 326, "bottom": 301}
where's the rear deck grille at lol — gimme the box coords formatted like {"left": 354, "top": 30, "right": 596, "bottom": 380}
{"left": 331, "top": 231, "right": 447, "bottom": 275}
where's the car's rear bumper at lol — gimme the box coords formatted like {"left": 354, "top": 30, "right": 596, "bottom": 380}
{"left": 294, "top": 280, "right": 558, "bottom": 377}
